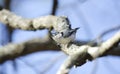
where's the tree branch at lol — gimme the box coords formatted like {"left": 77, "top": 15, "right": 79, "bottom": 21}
{"left": 57, "top": 31, "right": 120, "bottom": 74}
{"left": 51, "top": 0, "right": 58, "bottom": 15}
{"left": 0, "top": 9, "right": 120, "bottom": 74}
{"left": 0, "top": 36, "right": 60, "bottom": 63}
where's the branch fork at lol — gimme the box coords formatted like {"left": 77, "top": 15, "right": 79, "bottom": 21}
{"left": 0, "top": 9, "right": 119, "bottom": 74}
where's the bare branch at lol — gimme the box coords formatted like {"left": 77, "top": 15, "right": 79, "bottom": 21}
{"left": 92, "top": 25, "right": 120, "bottom": 44}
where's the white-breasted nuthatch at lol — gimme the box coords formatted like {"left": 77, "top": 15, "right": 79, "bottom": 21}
{"left": 51, "top": 27, "right": 79, "bottom": 45}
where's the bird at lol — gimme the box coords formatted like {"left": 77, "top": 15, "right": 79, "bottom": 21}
{"left": 51, "top": 27, "right": 79, "bottom": 45}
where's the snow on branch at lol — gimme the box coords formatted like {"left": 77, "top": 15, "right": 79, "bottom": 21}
{"left": 0, "top": 9, "right": 70, "bottom": 32}
{"left": 57, "top": 31, "right": 120, "bottom": 74}
{"left": 0, "top": 37, "right": 60, "bottom": 63}
{"left": 0, "top": 9, "right": 120, "bottom": 74}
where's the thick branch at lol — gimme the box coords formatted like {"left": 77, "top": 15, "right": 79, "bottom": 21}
{"left": 0, "top": 9, "right": 58, "bottom": 30}
{"left": 57, "top": 31, "right": 120, "bottom": 74}
{"left": 0, "top": 37, "right": 119, "bottom": 64}
{"left": 107, "top": 46, "right": 120, "bottom": 56}
{"left": 0, "top": 9, "right": 71, "bottom": 32}
{"left": 0, "top": 9, "right": 120, "bottom": 74}
{"left": 0, "top": 37, "right": 59, "bottom": 63}
{"left": 88, "top": 31, "right": 120, "bottom": 58}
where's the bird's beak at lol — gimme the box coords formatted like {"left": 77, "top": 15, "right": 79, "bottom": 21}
{"left": 75, "top": 27, "right": 80, "bottom": 30}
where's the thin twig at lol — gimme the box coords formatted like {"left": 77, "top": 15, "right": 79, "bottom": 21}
{"left": 51, "top": 0, "right": 58, "bottom": 15}
{"left": 89, "top": 25, "right": 120, "bottom": 45}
